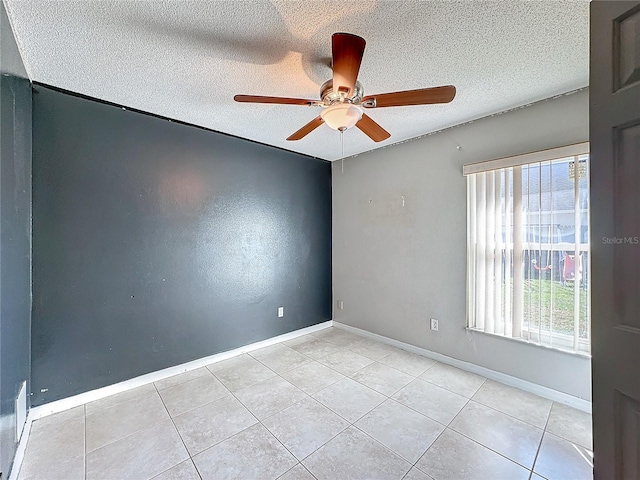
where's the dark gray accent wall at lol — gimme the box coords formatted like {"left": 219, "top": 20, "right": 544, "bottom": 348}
{"left": 32, "top": 86, "right": 331, "bottom": 406}
{"left": 0, "top": 2, "right": 32, "bottom": 476}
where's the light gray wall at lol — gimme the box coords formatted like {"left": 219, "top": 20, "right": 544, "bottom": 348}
{"left": 332, "top": 89, "right": 591, "bottom": 401}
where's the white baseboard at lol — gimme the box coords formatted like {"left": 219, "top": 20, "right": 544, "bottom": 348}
{"left": 9, "top": 410, "right": 33, "bottom": 480}
{"left": 333, "top": 321, "right": 592, "bottom": 413}
{"left": 29, "top": 320, "right": 332, "bottom": 422}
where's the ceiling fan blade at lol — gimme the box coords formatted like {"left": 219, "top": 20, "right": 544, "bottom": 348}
{"left": 286, "top": 116, "right": 325, "bottom": 141}
{"left": 332, "top": 33, "right": 366, "bottom": 98}
{"left": 356, "top": 113, "right": 391, "bottom": 142}
{"left": 361, "top": 86, "right": 456, "bottom": 108}
{"left": 234, "top": 95, "right": 317, "bottom": 106}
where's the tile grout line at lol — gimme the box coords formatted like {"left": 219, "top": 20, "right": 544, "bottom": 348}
{"left": 243, "top": 336, "right": 400, "bottom": 475}
{"left": 467, "top": 395, "right": 551, "bottom": 430}
{"left": 83, "top": 390, "right": 172, "bottom": 456}
{"left": 284, "top": 339, "right": 453, "bottom": 477}
{"left": 402, "top": 378, "right": 539, "bottom": 476}
{"left": 151, "top": 382, "right": 202, "bottom": 480}
{"left": 450, "top": 397, "right": 541, "bottom": 473}
{"left": 288, "top": 337, "right": 437, "bottom": 472}
{"left": 529, "top": 402, "right": 554, "bottom": 479}
{"left": 444, "top": 421, "right": 538, "bottom": 473}
{"left": 410, "top": 427, "right": 449, "bottom": 478}
{"left": 190, "top": 368, "right": 314, "bottom": 478}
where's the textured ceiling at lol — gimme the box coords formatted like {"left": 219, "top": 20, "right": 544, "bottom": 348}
{"left": 5, "top": 0, "right": 589, "bottom": 161}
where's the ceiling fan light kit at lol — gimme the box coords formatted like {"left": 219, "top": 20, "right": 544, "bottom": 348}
{"left": 235, "top": 33, "right": 456, "bottom": 143}
{"left": 320, "top": 103, "right": 363, "bottom": 131}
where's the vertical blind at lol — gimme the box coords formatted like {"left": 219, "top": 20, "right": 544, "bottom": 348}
{"left": 464, "top": 143, "right": 590, "bottom": 354}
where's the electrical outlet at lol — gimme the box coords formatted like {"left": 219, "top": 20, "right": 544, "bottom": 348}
{"left": 430, "top": 318, "right": 439, "bottom": 331}
{"left": 278, "top": 306, "right": 284, "bottom": 318}
{"left": 338, "top": 300, "right": 344, "bottom": 310}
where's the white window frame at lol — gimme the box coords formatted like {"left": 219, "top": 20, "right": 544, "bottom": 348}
{"left": 464, "top": 142, "right": 590, "bottom": 355}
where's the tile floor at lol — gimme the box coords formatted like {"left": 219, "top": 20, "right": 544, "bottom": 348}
{"left": 17, "top": 327, "right": 593, "bottom": 480}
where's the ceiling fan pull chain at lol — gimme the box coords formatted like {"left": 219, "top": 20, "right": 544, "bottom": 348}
{"left": 341, "top": 129, "right": 344, "bottom": 173}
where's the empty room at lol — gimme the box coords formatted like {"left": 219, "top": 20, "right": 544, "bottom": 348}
{"left": 1, "top": 1, "right": 638, "bottom": 479}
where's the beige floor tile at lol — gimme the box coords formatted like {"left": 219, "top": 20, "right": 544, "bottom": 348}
{"left": 402, "top": 467, "right": 434, "bottom": 480}
{"left": 312, "top": 328, "right": 363, "bottom": 347}
{"left": 18, "top": 406, "right": 85, "bottom": 479}
{"left": 472, "top": 380, "right": 552, "bottom": 428}
{"left": 154, "top": 367, "right": 212, "bottom": 391}
{"left": 86, "top": 420, "right": 188, "bottom": 480}
{"left": 449, "top": 401, "right": 543, "bottom": 468}
{"left": 282, "top": 334, "right": 316, "bottom": 347}
{"left": 173, "top": 395, "right": 257, "bottom": 455}
{"left": 313, "top": 377, "right": 386, "bottom": 423}
{"left": 234, "top": 376, "right": 307, "bottom": 420}
{"left": 392, "top": 379, "right": 468, "bottom": 425}
{"left": 250, "top": 343, "right": 287, "bottom": 357}
{"left": 278, "top": 463, "right": 316, "bottom": 480}
{"left": 85, "top": 383, "right": 156, "bottom": 415}
{"left": 546, "top": 402, "right": 592, "bottom": 449}
{"left": 251, "top": 344, "right": 312, "bottom": 373}
{"left": 211, "top": 354, "right": 276, "bottom": 391}
{"left": 86, "top": 390, "right": 170, "bottom": 452}
{"left": 378, "top": 350, "right": 436, "bottom": 377}
{"left": 288, "top": 338, "right": 344, "bottom": 359}
{"left": 416, "top": 429, "right": 530, "bottom": 480}
{"left": 303, "top": 426, "right": 411, "bottom": 480}
{"left": 158, "top": 374, "right": 229, "bottom": 417}
{"left": 351, "top": 362, "right": 414, "bottom": 396}
{"left": 318, "top": 349, "right": 374, "bottom": 376}
{"left": 206, "top": 353, "right": 254, "bottom": 373}
{"left": 193, "top": 423, "right": 296, "bottom": 480}
{"left": 533, "top": 432, "right": 593, "bottom": 480}
{"left": 309, "top": 326, "right": 334, "bottom": 337}
{"left": 419, "top": 362, "right": 486, "bottom": 398}
{"left": 348, "top": 338, "right": 400, "bottom": 360}
{"left": 20, "top": 455, "right": 84, "bottom": 480}
{"left": 280, "top": 360, "right": 345, "bottom": 394}
{"left": 263, "top": 396, "right": 349, "bottom": 460}
{"left": 355, "top": 399, "right": 445, "bottom": 463}
{"left": 152, "top": 459, "right": 200, "bottom": 480}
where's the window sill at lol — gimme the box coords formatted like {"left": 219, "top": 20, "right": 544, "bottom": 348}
{"left": 466, "top": 327, "right": 592, "bottom": 359}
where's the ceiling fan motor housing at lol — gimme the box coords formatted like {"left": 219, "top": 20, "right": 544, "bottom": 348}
{"left": 320, "top": 80, "right": 364, "bottom": 106}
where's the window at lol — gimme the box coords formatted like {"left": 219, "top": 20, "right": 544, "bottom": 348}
{"left": 464, "top": 143, "right": 590, "bottom": 354}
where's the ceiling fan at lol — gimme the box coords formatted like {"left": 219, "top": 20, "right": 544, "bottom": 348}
{"left": 234, "top": 33, "right": 456, "bottom": 142}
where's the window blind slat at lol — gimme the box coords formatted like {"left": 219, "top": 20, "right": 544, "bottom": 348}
{"left": 494, "top": 171, "right": 503, "bottom": 335}
{"left": 475, "top": 173, "right": 486, "bottom": 331}
{"left": 485, "top": 171, "right": 495, "bottom": 334}
{"left": 504, "top": 170, "right": 512, "bottom": 337}
{"left": 512, "top": 166, "right": 523, "bottom": 338}
{"left": 467, "top": 176, "right": 477, "bottom": 329}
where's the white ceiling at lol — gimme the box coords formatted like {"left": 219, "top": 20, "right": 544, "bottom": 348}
{"left": 6, "top": 0, "right": 589, "bottom": 161}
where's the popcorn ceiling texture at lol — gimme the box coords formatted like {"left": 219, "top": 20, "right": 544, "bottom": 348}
{"left": 5, "top": 0, "right": 589, "bottom": 161}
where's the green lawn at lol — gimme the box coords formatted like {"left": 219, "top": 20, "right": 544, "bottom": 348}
{"left": 496, "top": 278, "right": 589, "bottom": 339}
{"left": 520, "top": 279, "right": 589, "bottom": 339}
